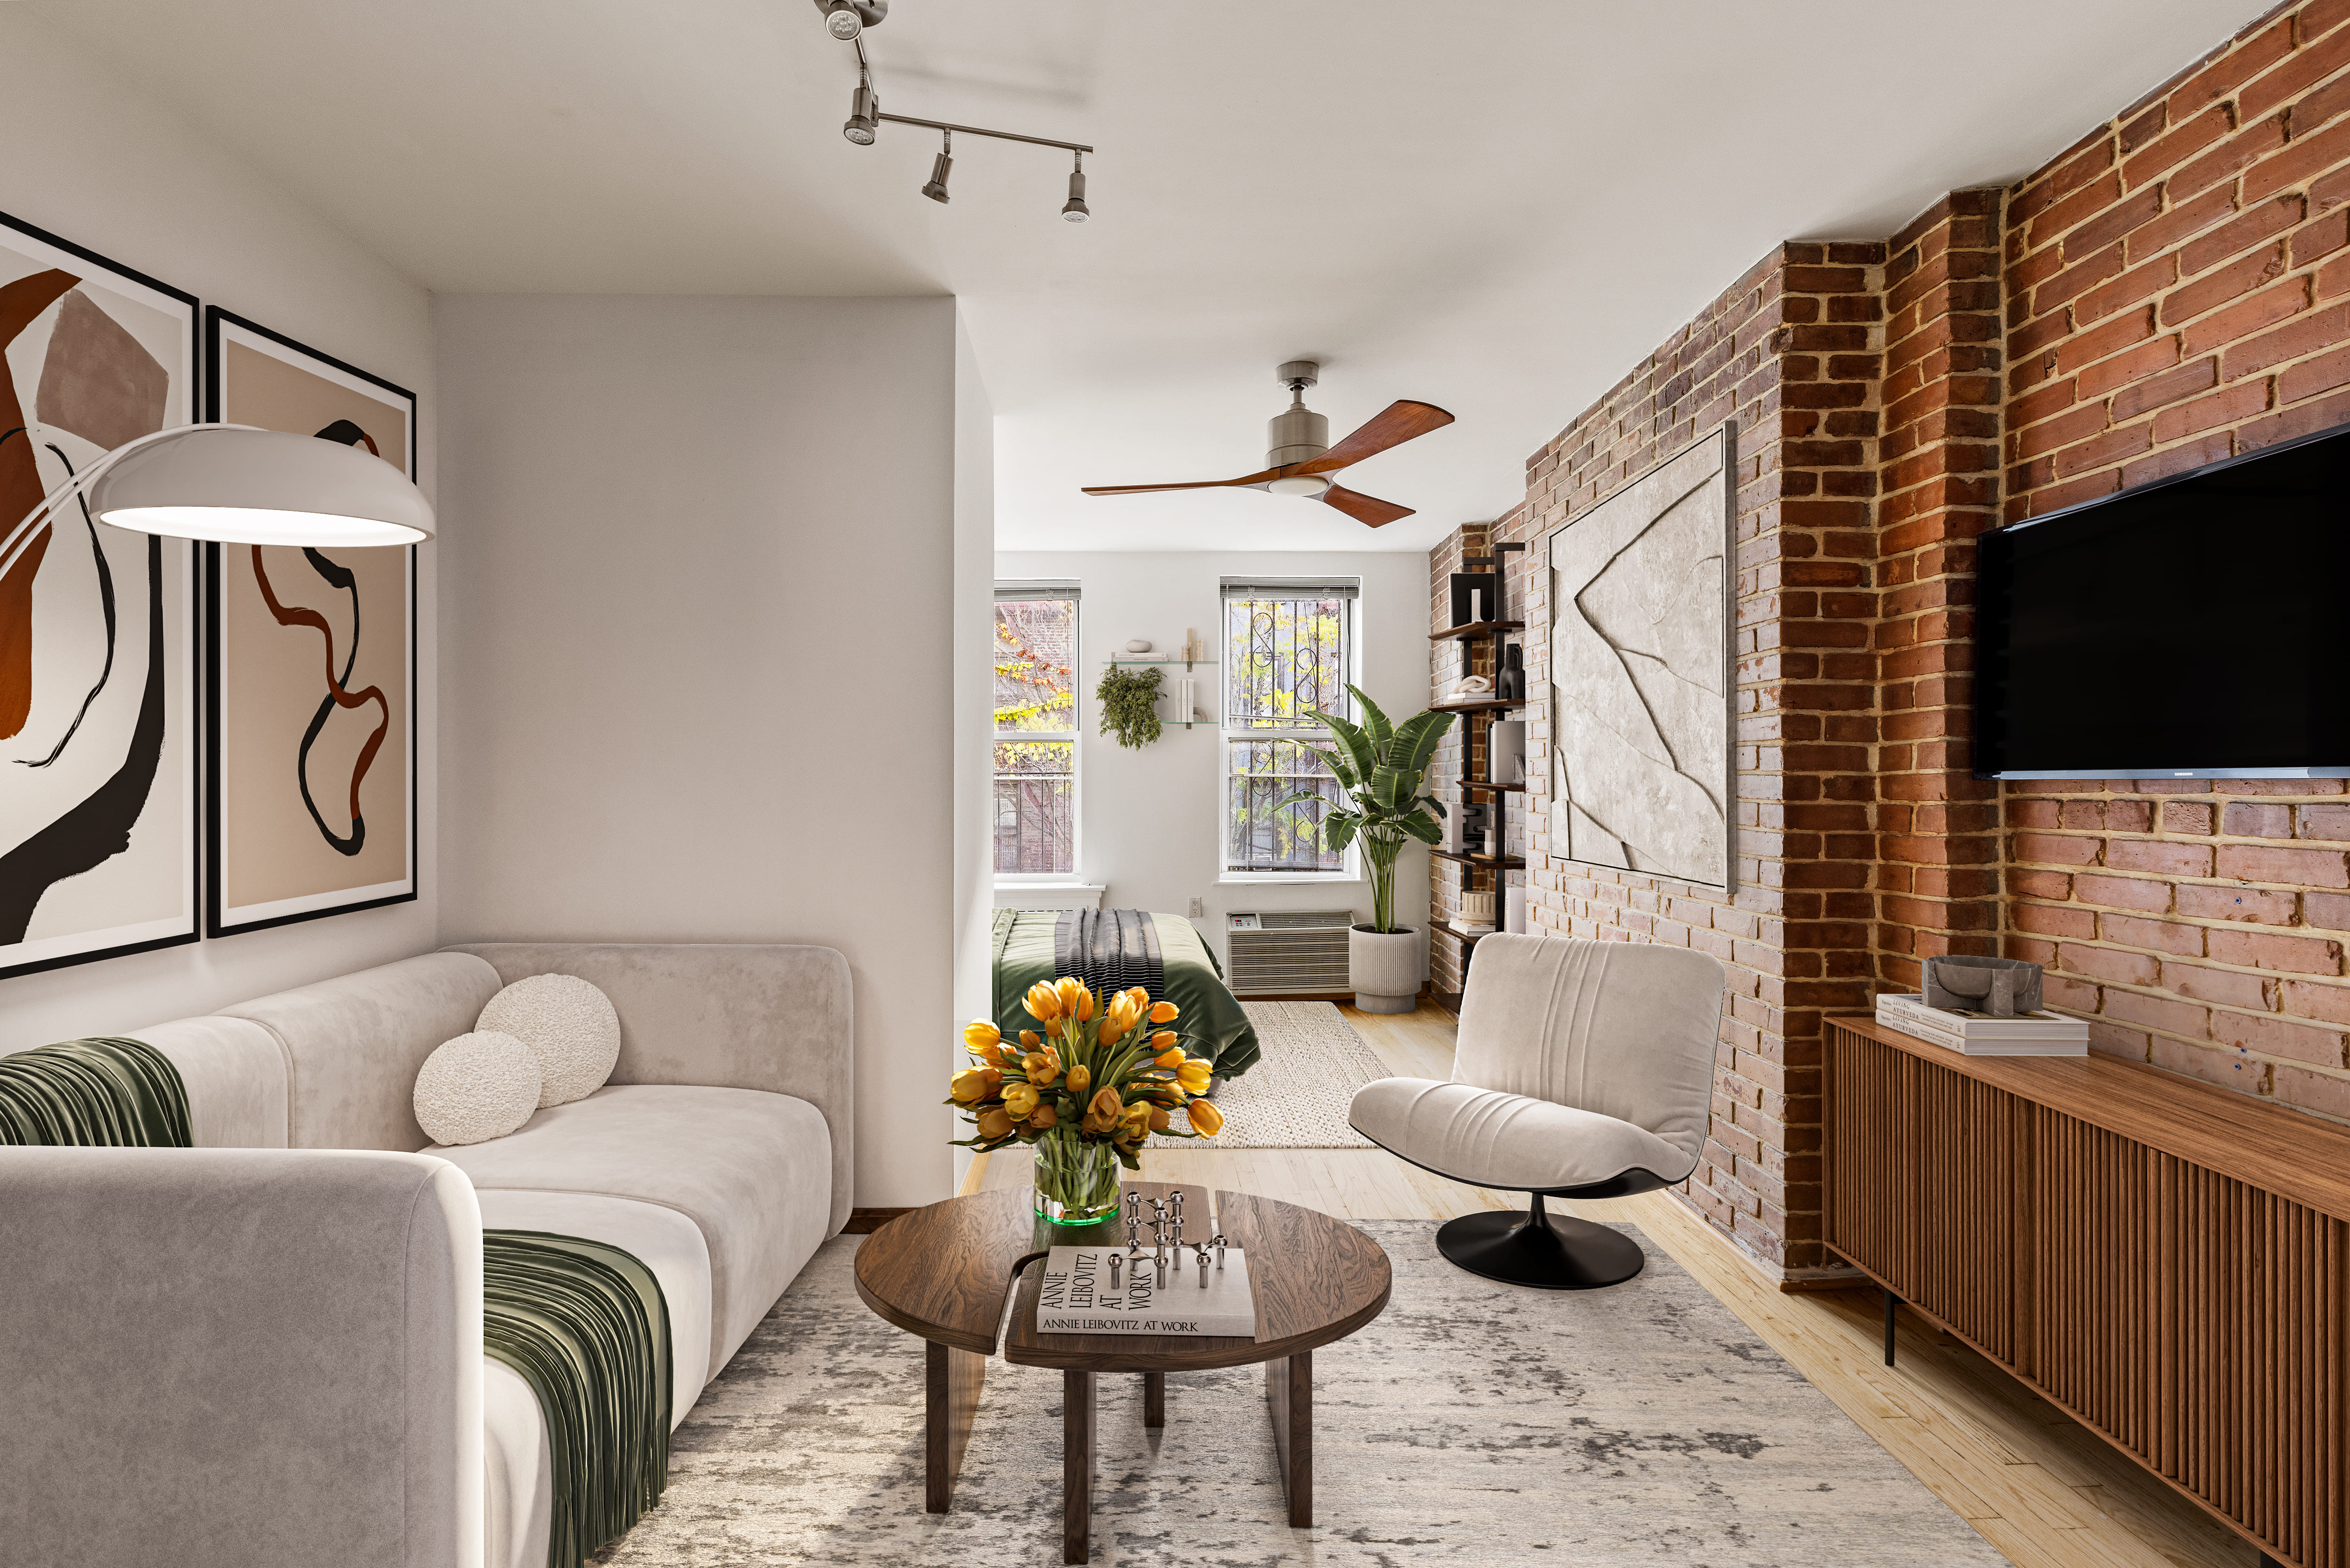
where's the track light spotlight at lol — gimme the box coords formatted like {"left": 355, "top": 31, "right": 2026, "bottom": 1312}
{"left": 820, "top": 31, "right": 1091, "bottom": 219}
{"left": 843, "top": 78, "right": 878, "bottom": 144}
{"left": 815, "top": 0, "right": 886, "bottom": 41}
{"left": 922, "top": 133, "right": 952, "bottom": 203}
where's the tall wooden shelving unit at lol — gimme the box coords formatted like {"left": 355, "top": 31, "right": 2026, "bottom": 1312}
{"left": 1426, "top": 541, "right": 1528, "bottom": 1012}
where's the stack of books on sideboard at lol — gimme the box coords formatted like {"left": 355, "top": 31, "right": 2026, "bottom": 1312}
{"left": 1873, "top": 992, "right": 2089, "bottom": 1056}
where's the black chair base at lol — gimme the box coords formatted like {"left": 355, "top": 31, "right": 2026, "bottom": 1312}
{"left": 1436, "top": 1193, "right": 1645, "bottom": 1290}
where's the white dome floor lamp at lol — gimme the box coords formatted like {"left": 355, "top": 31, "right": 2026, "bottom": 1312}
{"left": 0, "top": 422, "right": 434, "bottom": 580}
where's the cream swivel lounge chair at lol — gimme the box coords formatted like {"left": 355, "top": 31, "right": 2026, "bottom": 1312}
{"left": 1349, "top": 933, "right": 1726, "bottom": 1289}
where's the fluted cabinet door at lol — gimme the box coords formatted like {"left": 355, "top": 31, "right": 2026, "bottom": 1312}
{"left": 1826, "top": 1018, "right": 2350, "bottom": 1568}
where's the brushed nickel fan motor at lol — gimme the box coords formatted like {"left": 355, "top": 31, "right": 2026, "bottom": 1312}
{"left": 1265, "top": 361, "right": 1332, "bottom": 493}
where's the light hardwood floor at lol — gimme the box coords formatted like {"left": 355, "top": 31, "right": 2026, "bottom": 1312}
{"left": 963, "top": 1001, "right": 2257, "bottom": 1568}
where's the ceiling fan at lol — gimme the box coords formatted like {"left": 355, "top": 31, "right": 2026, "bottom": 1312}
{"left": 1081, "top": 361, "right": 1453, "bottom": 527}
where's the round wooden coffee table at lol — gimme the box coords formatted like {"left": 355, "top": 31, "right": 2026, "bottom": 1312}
{"left": 854, "top": 1181, "right": 1392, "bottom": 1563}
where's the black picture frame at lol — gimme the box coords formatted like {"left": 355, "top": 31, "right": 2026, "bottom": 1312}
{"left": 203, "top": 307, "right": 419, "bottom": 938}
{"left": 1448, "top": 571, "right": 1500, "bottom": 627}
{"left": 0, "top": 209, "right": 201, "bottom": 981}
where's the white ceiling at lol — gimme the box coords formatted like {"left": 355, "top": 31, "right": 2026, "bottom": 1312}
{"left": 32, "top": 0, "right": 2270, "bottom": 551}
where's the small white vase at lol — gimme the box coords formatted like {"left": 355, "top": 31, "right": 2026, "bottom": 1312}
{"left": 1349, "top": 925, "right": 1422, "bottom": 1014}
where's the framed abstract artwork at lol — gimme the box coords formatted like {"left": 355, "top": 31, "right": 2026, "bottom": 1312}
{"left": 1546, "top": 424, "right": 1735, "bottom": 891}
{"left": 0, "top": 212, "right": 199, "bottom": 980}
{"left": 204, "top": 309, "right": 417, "bottom": 936}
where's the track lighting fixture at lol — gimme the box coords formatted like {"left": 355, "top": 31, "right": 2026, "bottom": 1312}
{"left": 922, "top": 132, "right": 952, "bottom": 203}
{"left": 819, "top": 7, "right": 1093, "bottom": 220}
{"left": 815, "top": 0, "right": 886, "bottom": 42}
{"left": 843, "top": 77, "right": 878, "bottom": 144}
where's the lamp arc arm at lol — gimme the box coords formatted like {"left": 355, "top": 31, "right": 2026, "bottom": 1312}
{"left": 0, "top": 423, "right": 271, "bottom": 579}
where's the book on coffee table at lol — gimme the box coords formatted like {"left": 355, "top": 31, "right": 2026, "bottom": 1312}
{"left": 1035, "top": 1246, "right": 1256, "bottom": 1337}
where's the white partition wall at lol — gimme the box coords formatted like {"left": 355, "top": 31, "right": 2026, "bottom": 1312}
{"left": 435, "top": 293, "right": 971, "bottom": 1209}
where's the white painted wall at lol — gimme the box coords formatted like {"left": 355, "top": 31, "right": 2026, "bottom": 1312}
{"left": 0, "top": 9, "right": 439, "bottom": 1051}
{"left": 950, "top": 317, "right": 995, "bottom": 1195}
{"left": 993, "top": 550, "right": 1434, "bottom": 977}
{"left": 435, "top": 293, "right": 968, "bottom": 1209}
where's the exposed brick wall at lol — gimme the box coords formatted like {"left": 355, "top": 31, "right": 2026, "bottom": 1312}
{"left": 1873, "top": 193, "right": 2005, "bottom": 992}
{"left": 2003, "top": 4, "right": 2350, "bottom": 518}
{"left": 1436, "top": 243, "right": 1889, "bottom": 1279}
{"left": 1429, "top": 0, "right": 2350, "bottom": 1283}
{"left": 1998, "top": 0, "right": 2350, "bottom": 1124}
{"left": 2006, "top": 779, "right": 2350, "bottom": 1112}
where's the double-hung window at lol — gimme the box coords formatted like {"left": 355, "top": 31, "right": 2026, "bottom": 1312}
{"left": 1221, "top": 579, "right": 1357, "bottom": 878}
{"left": 994, "top": 582, "right": 1080, "bottom": 878}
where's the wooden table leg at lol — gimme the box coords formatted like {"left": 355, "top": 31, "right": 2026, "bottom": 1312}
{"left": 1265, "top": 1350, "right": 1312, "bottom": 1527}
{"left": 1063, "top": 1368, "right": 1095, "bottom": 1563}
{"left": 924, "top": 1340, "right": 987, "bottom": 1513}
{"left": 1143, "top": 1371, "right": 1165, "bottom": 1428}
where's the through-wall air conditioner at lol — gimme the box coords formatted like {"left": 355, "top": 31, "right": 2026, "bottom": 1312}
{"left": 1224, "top": 910, "right": 1354, "bottom": 996}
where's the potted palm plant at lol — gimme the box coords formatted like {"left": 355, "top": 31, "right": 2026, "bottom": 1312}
{"left": 1280, "top": 686, "right": 1455, "bottom": 1013}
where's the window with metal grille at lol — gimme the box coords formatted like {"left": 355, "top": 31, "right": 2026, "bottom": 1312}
{"left": 1221, "top": 580, "right": 1357, "bottom": 877}
{"left": 994, "top": 584, "right": 1079, "bottom": 877}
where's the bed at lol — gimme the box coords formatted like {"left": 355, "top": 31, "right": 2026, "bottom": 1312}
{"left": 990, "top": 908, "right": 1262, "bottom": 1081}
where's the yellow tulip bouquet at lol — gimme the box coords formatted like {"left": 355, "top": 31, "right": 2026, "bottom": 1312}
{"left": 951, "top": 975, "right": 1223, "bottom": 1224}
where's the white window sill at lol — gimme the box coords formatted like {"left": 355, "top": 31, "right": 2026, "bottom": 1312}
{"left": 1218, "top": 873, "right": 1366, "bottom": 886}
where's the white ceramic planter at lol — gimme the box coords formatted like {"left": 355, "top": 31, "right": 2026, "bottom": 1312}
{"left": 1350, "top": 925, "right": 1422, "bottom": 1014}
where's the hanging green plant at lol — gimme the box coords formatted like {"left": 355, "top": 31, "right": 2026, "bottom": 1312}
{"left": 1095, "top": 665, "right": 1165, "bottom": 749}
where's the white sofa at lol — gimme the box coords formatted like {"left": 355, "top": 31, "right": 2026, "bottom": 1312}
{"left": 0, "top": 941, "right": 853, "bottom": 1568}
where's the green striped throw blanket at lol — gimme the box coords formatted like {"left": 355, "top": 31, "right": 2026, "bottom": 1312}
{"left": 484, "top": 1231, "right": 673, "bottom": 1568}
{"left": 0, "top": 1035, "right": 672, "bottom": 1568}
{"left": 0, "top": 1036, "right": 191, "bottom": 1146}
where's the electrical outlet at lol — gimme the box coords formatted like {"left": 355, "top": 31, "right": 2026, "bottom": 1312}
{"left": 1187, "top": 896, "right": 1205, "bottom": 918}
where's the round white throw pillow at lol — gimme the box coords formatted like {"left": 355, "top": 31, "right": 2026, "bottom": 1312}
{"left": 477, "top": 973, "right": 621, "bottom": 1108}
{"left": 414, "top": 1031, "right": 542, "bottom": 1147}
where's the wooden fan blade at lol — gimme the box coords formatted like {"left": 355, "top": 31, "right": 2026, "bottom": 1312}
{"left": 1319, "top": 484, "right": 1414, "bottom": 527}
{"left": 1082, "top": 468, "right": 1280, "bottom": 496}
{"left": 1296, "top": 400, "right": 1454, "bottom": 474}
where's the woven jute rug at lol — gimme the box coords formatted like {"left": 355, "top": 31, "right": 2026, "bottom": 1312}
{"left": 594, "top": 1221, "right": 2003, "bottom": 1567}
{"left": 1205, "top": 1001, "right": 1389, "bottom": 1149}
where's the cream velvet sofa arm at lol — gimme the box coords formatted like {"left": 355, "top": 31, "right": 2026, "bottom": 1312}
{"left": 0, "top": 1148, "right": 484, "bottom": 1568}
{"left": 445, "top": 942, "right": 855, "bottom": 1235}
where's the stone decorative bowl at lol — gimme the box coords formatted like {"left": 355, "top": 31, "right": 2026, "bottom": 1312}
{"left": 1922, "top": 955, "right": 2044, "bottom": 1017}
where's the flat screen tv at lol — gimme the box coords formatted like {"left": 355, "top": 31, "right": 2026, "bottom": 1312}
{"left": 1976, "top": 420, "right": 2350, "bottom": 780}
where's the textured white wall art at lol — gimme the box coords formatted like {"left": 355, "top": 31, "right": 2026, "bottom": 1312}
{"left": 414, "top": 1030, "right": 541, "bottom": 1146}
{"left": 477, "top": 972, "right": 621, "bottom": 1106}
{"left": 1547, "top": 427, "right": 1734, "bottom": 889}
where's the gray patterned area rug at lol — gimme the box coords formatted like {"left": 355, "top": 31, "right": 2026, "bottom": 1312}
{"left": 595, "top": 1221, "right": 2002, "bottom": 1567}
{"left": 1210, "top": 1002, "right": 1387, "bottom": 1148}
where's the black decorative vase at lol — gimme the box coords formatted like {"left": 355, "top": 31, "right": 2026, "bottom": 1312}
{"left": 1497, "top": 645, "right": 1524, "bottom": 701}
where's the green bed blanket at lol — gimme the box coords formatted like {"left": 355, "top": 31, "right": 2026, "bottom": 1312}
{"left": 991, "top": 908, "right": 1262, "bottom": 1079}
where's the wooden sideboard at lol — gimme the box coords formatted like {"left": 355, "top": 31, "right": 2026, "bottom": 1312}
{"left": 1825, "top": 1015, "right": 2350, "bottom": 1568}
